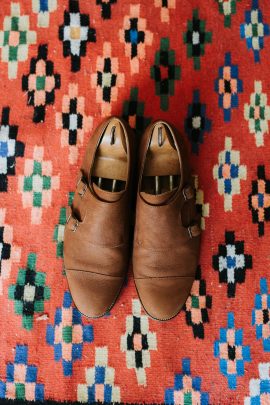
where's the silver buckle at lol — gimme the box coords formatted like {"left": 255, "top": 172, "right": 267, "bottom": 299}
{"left": 188, "top": 227, "right": 193, "bottom": 238}
{"left": 78, "top": 184, "right": 87, "bottom": 198}
{"left": 76, "top": 176, "right": 82, "bottom": 187}
{"left": 71, "top": 219, "right": 79, "bottom": 232}
{"left": 183, "top": 187, "right": 188, "bottom": 201}
{"left": 182, "top": 185, "right": 194, "bottom": 201}
{"left": 66, "top": 213, "right": 71, "bottom": 224}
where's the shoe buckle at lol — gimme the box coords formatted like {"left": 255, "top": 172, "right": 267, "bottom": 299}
{"left": 76, "top": 176, "right": 82, "bottom": 187}
{"left": 66, "top": 213, "right": 71, "bottom": 224}
{"left": 78, "top": 184, "right": 87, "bottom": 198}
{"left": 71, "top": 219, "right": 79, "bottom": 232}
{"left": 182, "top": 185, "right": 194, "bottom": 201}
{"left": 187, "top": 224, "right": 201, "bottom": 238}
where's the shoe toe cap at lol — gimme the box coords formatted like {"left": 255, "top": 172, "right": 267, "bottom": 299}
{"left": 66, "top": 269, "right": 124, "bottom": 318}
{"left": 134, "top": 276, "right": 194, "bottom": 321}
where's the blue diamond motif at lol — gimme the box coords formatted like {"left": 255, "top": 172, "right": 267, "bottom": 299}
{"left": 252, "top": 278, "right": 270, "bottom": 351}
{"left": 214, "top": 313, "right": 251, "bottom": 390}
{"left": 164, "top": 358, "right": 209, "bottom": 404}
{"left": 46, "top": 291, "right": 94, "bottom": 376}
{"left": 240, "top": 0, "right": 270, "bottom": 62}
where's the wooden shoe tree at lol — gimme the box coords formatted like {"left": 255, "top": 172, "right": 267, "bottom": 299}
{"left": 92, "top": 120, "right": 127, "bottom": 192}
{"left": 141, "top": 124, "right": 180, "bottom": 195}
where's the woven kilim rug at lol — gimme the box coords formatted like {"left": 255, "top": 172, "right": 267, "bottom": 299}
{"left": 1, "top": 0, "right": 270, "bottom": 404}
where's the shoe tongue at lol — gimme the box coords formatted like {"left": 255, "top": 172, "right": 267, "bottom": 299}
{"left": 140, "top": 188, "right": 177, "bottom": 205}
{"left": 92, "top": 182, "right": 124, "bottom": 202}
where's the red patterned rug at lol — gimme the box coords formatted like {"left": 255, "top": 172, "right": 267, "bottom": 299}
{"left": 1, "top": 0, "right": 270, "bottom": 404}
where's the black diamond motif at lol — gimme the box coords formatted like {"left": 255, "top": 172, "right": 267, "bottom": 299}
{"left": 0, "top": 107, "right": 24, "bottom": 191}
{"left": 212, "top": 231, "right": 252, "bottom": 297}
{"left": 59, "top": 0, "right": 96, "bottom": 72}
{"left": 248, "top": 165, "right": 270, "bottom": 237}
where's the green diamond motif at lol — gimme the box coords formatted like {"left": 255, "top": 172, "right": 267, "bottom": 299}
{"left": 8, "top": 253, "right": 50, "bottom": 330}
{"left": 150, "top": 38, "right": 181, "bottom": 111}
{"left": 183, "top": 9, "right": 212, "bottom": 70}
{"left": 19, "top": 146, "right": 59, "bottom": 225}
{"left": 122, "top": 87, "right": 151, "bottom": 135}
{"left": 53, "top": 192, "right": 74, "bottom": 258}
{"left": 215, "top": 0, "right": 240, "bottom": 28}
{"left": 0, "top": 3, "right": 36, "bottom": 79}
{"left": 244, "top": 81, "right": 270, "bottom": 147}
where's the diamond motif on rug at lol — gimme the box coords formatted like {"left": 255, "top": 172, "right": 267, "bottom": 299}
{"left": 96, "top": 0, "right": 117, "bottom": 20}
{"left": 215, "top": 52, "right": 243, "bottom": 122}
{"left": 56, "top": 83, "right": 93, "bottom": 164}
{"left": 8, "top": 253, "right": 51, "bottom": 330}
{"left": 0, "top": 208, "right": 21, "bottom": 295}
{"left": 212, "top": 231, "right": 252, "bottom": 298}
{"left": 120, "top": 299, "right": 157, "bottom": 387}
{"left": 185, "top": 90, "right": 211, "bottom": 154}
{"left": 77, "top": 347, "right": 121, "bottom": 403}
{"left": 46, "top": 291, "right": 94, "bottom": 376}
{"left": 215, "top": 0, "right": 240, "bottom": 28}
{"left": 0, "top": 345, "right": 44, "bottom": 401}
{"left": 150, "top": 37, "right": 180, "bottom": 111}
{"left": 53, "top": 192, "right": 74, "bottom": 259}
{"left": 91, "top": 42, "right": 125, "bottom": 116}
{"left": 164, "top": 358, "right": 209, "bottom": 404}
{"left": 240, "top": 0, "right": 270, "bottom": 63}
{"left": 183, "top": 9, "right": 212, "bottom": 70}
{"left": 214, "top": 312, "right": 251, "bottom": 390}
{"left": 122, "top": 87, "right": 151, "bottom": 134}
{"left": 154, "top": 0, "right": 176, "bottom": 23}
{"left": 22, "top": 44, "right": 61, "bottom": 123}
{"left": 32, "top": 0, "right": 57, "bottom": 28}
{"left": 252, "top": 278, "right": 270, "bottom": 352}
{"left": 0, "top": 106, "right": 24, "bottom": 192}
{"left": 244, "top": 362, "right": 270, "bottom": 404}
{"left": 244, "top": 81, "right": 270, "bottom": 147}
{"left": 213, "top": 137, "right": 246, "bottom": 212}
{"left": 0, "top": 3, "right": 36, "bottom": 79}
{"left": 59, "top": 0, "right": 96, "bottom": 72}
{"left": 248, "top": 165, "right": 270, "bottom": 237}
{"left": 184, "top": 266, "right": 212, "bottom": 339}
{"left": 119, "top": 4, "right": 153, "bottom": 75}
{"left": 18, "top": 146, "right": 60, "bottom": 225}
{"left": 193, "top": 175, "right": 210, "bottom": 230}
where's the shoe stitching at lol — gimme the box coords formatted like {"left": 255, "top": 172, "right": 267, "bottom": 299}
{"left": 65, "top": 268, "right": 124, "bottom": 278}
{"left": 134, "top": 244, "right": 188, "bottom": 253}
{"left": 86, "top": 241, "right": 128, "bottom": 249}
{"left": 133, "top": 275, "right": 194, "bottom": 279}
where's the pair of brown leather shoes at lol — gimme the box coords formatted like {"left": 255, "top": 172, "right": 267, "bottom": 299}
{"left": 64, "top": 117, "right": 201, "bottom": 321}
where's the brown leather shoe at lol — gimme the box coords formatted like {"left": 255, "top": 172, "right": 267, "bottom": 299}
{"left": 64, "top": 117, "right": 135, "bottom": 318}
{"left": 133, "top": 120, "right": 201, "bottom": 321}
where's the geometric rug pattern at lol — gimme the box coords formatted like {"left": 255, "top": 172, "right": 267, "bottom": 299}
{"left": 0, "top": 1, "right": 270, "bottom": 403}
